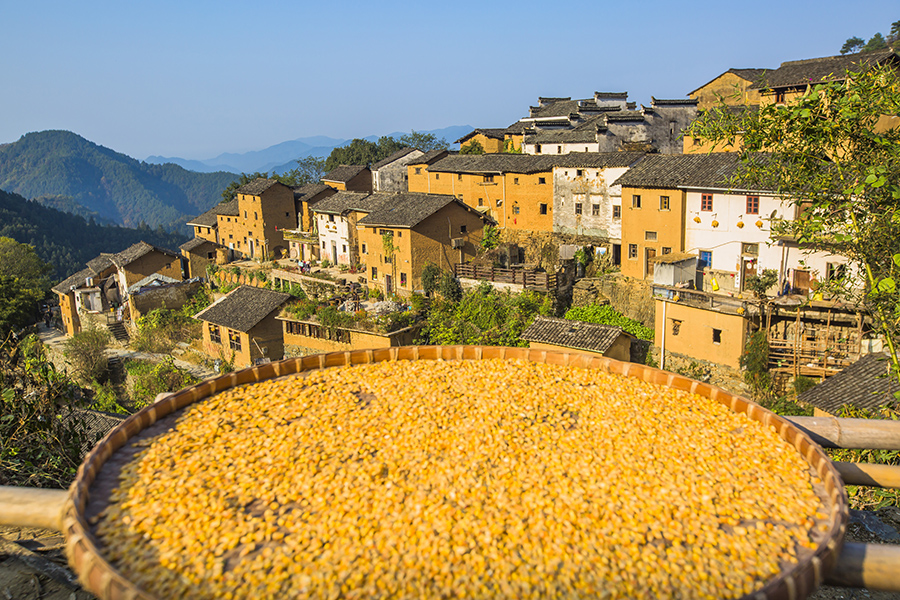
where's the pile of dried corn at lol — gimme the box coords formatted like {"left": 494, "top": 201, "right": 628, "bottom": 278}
{"left": 97, "top": 359, "right": 827, "bottom": 599}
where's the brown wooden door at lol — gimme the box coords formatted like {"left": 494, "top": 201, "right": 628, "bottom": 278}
{"left": 742, "top": 259, "right": 756, "bottom": 290}
{"left": 793, "top": 269, "right": 810, "bottom": 293}
{"left": 646, "top": 248, "right": 656, "bottom": 278}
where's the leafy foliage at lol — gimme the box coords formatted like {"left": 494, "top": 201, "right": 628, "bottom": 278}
{"left": 480, "top": 225, "right": 499, "bottom": 251}
{"left": 0, "top": 237, "right": 52, "bottom": 335}
{"left": 421, "top": 263, "right": 442, "bottom": 297}
{"left": 564, "top": 304, "right": 654, "bottom": 340}
{"left": 740, "top": 330, "right": 773, "bottom": 401}
{"left": 323, "top": 131, "right": 449, "bottom": 172}
{"left": 459, "top": 140, "right": 485, "bottom": 155}
{"left": 688, "top": 63, "right": 900, "bottom": 388}
{"left": 438, "top": 272, "right": 462, "bottom": 302}
{"left": 63, "top": 326, "right": 112, "bottom": 384}
{"left": 124, "top": 358, "right": 198, "bottom": 410}
{"left": 744, "top": 268, "right": 778, "bottom": 299}
{"left": 840, "top": 36, "right": 865, "bottom": 55}
{"left": 0, "top": 130, "right": 236, "bottom": 230}
{"left": 422, "top": 283, "right": 552, "bottom": 346}
{"left": 132, "top": 307, "right": 202, "bottom": 354}
{"left": 0, "top": 187, "right": 188, "bottom": 280}
{"left": 830, "top": 404, "right": 899, "bottom": 509}
{"left": 1, "top": 334, "right": 90, "bottom": 487}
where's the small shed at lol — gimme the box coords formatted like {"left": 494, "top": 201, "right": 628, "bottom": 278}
{"left": 651, "top": 252, "right": 697, "bottom": 287}
{"left": 797, "top": 352, "right": 899, "bottom": 417}
{"left": 520, "top": 316, "right": 634, "bottom": 362}
{"left": 194, "top": 285, "right": 290, "bottom": 369}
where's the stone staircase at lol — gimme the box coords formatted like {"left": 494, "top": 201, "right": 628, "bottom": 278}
{"left": 106, "top": 322, "right": 130, "bottom": 344}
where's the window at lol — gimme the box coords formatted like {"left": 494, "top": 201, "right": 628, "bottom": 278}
{"left": 827, "top": 262, "right": 847, "bottom": 281}
{"left": 362, "top": 243, "right": 367, "bottom": 254}
{"left": 535, "top": 144, "right": 542, "bottom": 154}
{"left": 775, "top": 90, "right": 786, "bottom": 104}
{"left": 459, "top": 225, "right": 467, "bottom": 234}
{"left": 478, "top": 198, "right": 484, "bottom": 206}
{"left": 699, "top": 250, "right": 712, "bottom": 269}
{"left": 207, "top": 251, "right": 215, "bottom": 259}
{"left": 513, "top": 205, "right": 520, "bottom": 215}
{"left": 662, "top": 247, "right": 672, "bottom": 254}
{"left": 435, "top": 173, "right": 440, "bottom": 180}
{"left": 458, "top": 174, "right": 463, "bottom": 180}
{"left": 514, "top": 177, "right": 519, "bottom": 185}
{"left": 701, "top": 194, "right": 713, "bottom": 211}
{"left": 741, "top": 242, "right": 759, "bottom": 255}
{"left": 628, "top": 244, "right": 638, "bottom": 259}
{"left": 575, "top": 203, "right": 582, "bottom": 215}
{"left": 632, "top": 195, "right": 642, "bottom": 208}
{"left": 538, "top": 177, "right": 546, "bottom": 184}
{"left": 397, "top": 231, "right": 402, "bottom": 237}
{"left": 286, "top": 212, "right": 289, "bottom": 217}
{"left": 244, "top": 211, "right": 247, "bottom": 218}
{"left": 342, "top": 245, "right": 347, "bottom": 253}
{"left": 371, "top": 266, "right": 377, "bottom": 280}
{"left": 484, "top": 175, "right": 494, "bottom": 183}
{"left": 746, "top": 196, "right": 760, "bottom": 215}
{"left": 321, "top": 241, "right": 325, "bottom": 249}
{"left": 712, "top": 329, "right": 722, "bottom": 345}
{"left": 540, "top": 203, "right": 548, "bottom": 215}
{"left": 229, "top": 234, "right": 233, "bottom": 239}
{"left": 380, "top": 229, "right": 393, "bottom": 236}
{"left": 613, "top": 205, "right": 621, "bottom": 219}
{"left": 228, "top": 329, "right": 242, "bottom": 352}
{"left": 592, "top": 204, "right": 600, "bottom": 216}
{"left": 496, "top": 199, "right": 502, "bottom": 207}
{"left": 576, "top": 169, "right": 583, "bottom": 177}
{"left": 671, "top": 319, "right": 681, "bottom": 336}
{"left": 415, "top": 167, "right": 422, "bottom": 175}
{"left": 254, "top": 212, "right": 258, "bottom": 220}
{"left": 400, "top": 272, "right": 407, "bottom": 287}
{"left": 659, "top": 196, "right": 670, "bottom": 211}
{"left": 209, "top": 323, "right": 221, "bottom": 344}
{"left": 329, "top": 214, "right": 335, "bottom": 222}
{"left": 645, "top": 231, "right": 657, "bottom": 241}
{"left": 383, "top": 255, "right": 392, "bottom": 263}
{"left": 557, "top": 146, "right": 562, "bottom": 154}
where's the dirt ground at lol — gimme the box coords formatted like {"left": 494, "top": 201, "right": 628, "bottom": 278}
{"left": 2, "top": 509, "right": 898, "bottom": 599}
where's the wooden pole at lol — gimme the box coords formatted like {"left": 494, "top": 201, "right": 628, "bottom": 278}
{"left": 826, "top": 542, "right": 900, "bottom": 591}
{"left": 832, "top": 462, "right": 900, "bottom": 489}
{"left": 785, "top": 416, "right": 900, "bottom": 450}
{"left": 0, "top": 486, "right": 67, "bottom": 531}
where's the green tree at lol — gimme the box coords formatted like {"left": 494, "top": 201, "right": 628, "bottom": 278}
{"left": 745, "top": 269, "right": 778, "bottom": 299}
{"left": 891, "top": 20, "right": 900, "bottom": 44}
{"left": 460, "top": 140, "right": 485, "bottom": 155}
{"left": 279, "top": 155, "right": 327, "bottom": 186}
{"left": 0, "top": 238, "right": 52, "bottom": 334}
{"left": 687, "top": 64, "right": 900, "bottom": 387}
{"left": 864, "top": 32, "right": 888, "bottom": 52}
{"left": 841, "top": 36, "right": 865, "bottom": 54}
{"left": 399, "top": 130, "right": 449, "bottom": 152}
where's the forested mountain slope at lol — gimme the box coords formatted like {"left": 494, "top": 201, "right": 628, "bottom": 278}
{"left": 0, "top": 187, "right": 188, "bottom": 281}
{"left": 0, "top": 131, "right": 236, "bottom": 230}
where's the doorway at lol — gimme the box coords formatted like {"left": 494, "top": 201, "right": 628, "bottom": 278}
{"left": 645, "top": 248, "right": 657, "bottom": 278}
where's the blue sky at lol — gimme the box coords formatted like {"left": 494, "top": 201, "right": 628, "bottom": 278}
{"left": 2, "top": 0, "right": 896, "bottom": 160}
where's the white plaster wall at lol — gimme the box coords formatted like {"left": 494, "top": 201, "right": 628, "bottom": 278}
{"left": 317, "top": 214, "right": 352, "bottom": 265}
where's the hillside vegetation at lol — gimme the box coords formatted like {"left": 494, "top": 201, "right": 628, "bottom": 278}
{"left": 0, "top": 130, "right": 237, "bottom": 231}
{"left": 0, "top": 187, "right": 188, "bottom": 280}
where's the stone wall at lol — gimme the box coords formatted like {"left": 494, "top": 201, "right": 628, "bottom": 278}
{"left": 131, "top": 280, "right": 203, "bottom": 318}
{"left": 570, "top": 274, "right": 655, "bottom": 327}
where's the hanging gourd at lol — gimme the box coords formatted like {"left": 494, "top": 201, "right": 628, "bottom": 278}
{"left": 711, "top": 220, "right": 719, "bottom": 228}
{"left": 737, "top": 221, "right": 745, "bottom": 228}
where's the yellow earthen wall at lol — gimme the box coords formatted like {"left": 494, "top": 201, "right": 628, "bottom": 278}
{"left": 655, "top": 300, "right": 747, "bottom": 369}
{"left": 620, "top": 187, "right": 686, "bottom": 279}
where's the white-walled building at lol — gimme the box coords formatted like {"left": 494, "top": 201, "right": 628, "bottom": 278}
{"left": 311, "top": 191, "right": 385, "bottom": 266}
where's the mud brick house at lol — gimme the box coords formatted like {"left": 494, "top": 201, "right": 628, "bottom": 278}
{"left": 371, "top": 148, "right": 424, "bottom": 192}
{"left": 180, "top": 237, "right": 226, "bottom": 279}
{"left": 194, "top": 285, "right": 291, "bottom": 369}
{"left": 688, "top": 68, "right": 768, "bottom": 110}
{"left": 356, "top": 192, "right": 495, "bottom": 296}
{"left": 186, "top": 198, "right": 238, "bottom": 245}
{"left": 283, "top": 182, "right": 337, "bottom": 261}
{"left": 322, "top": 165, "right": 372, "bottom": 193}
{"left": 52, "top": 241, "right": 183, "bottom": 336}
{"left": 279, "top": 315, "right": 423, "bottom": 357}
{"left": 521, "top": 316, "right": 633, "bottom": 362}
{"left": 312, "top": 191, "right": 388, "bottom": 267}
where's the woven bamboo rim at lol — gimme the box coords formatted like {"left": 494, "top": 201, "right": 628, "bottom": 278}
{"left": 62, "top": 346, "right": 849, "bottom": 600}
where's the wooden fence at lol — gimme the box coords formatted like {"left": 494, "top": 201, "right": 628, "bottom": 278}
{"left": 454, "top": 263, "right": 557, "bottom": 292}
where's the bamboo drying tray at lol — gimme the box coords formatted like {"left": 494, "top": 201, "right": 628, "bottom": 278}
{"left": 62, "top": 346, "right": 850, "bottom": 600}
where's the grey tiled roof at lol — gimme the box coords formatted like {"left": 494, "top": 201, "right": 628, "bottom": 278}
{"left": 521, "top": 316, "right": 629, "bottom": 354}
{"left": 551, "top": 152, "right": 646, "bottom": 168}
{"left": 323, "top": 164, "right": 369, "bottom": 182}
{"left": 525, "top": 117, "right": 606, "bottom": 144}
{"left": 194, "top": 285, "right": 290, "bottom": 332}
{"left": 650, "top": 97, "right": 699, "bottom": 106}
{"left": 111, "top": 241, "right": 179, "bottom": 267}
{"left": 430, "top": 152, "right": 644, "bottom": 175}
{"left": 86, "top": 254, "right": 115, "bottom": 273}
{"left": 180, "top": 237, "right": 222, "bottom": 252}
{"left": 529, "top": 99, "right": 581, "bottom": 119}
{"left": 236, "top": 178, "right": 280, "bottom": 196}
{"left": 410, "top": 149, "right": 451, "bottom": 165}
{"left": 292, "top": 182, "right": 331, "bottom": 199}
{"left": 455, "top": 129, "right": 509, "bottom": 144}
{"left": 798, "top": 352, "right": 900, "bottom": 414}
{"left": 611, "top": 153, "right": 773, "bottom": 191}
{"left": 186, "top": 199, "right": 238, "bottom": 227}
{"left": 358, "top": 193, "right": 490, "bottom": 228}
{"left": 52, "top": 267, "right": 97, "bottom": 294}
{"left": 371, "top": 148, "right": 417, "bottom": 170}
{"left": 649, "top": 252, "right": 696, "bottom": 264}
{"left": 750, "top": 50, "right": 897, "bottom": 90}
{"left": 311, "top": 191, "right": 383, "bottom": 216}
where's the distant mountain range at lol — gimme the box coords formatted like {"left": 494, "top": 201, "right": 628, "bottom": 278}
{"left": 0, "top": 131, "right": 237, "bottom": 232}
{"left": 0, "top": 187, "right": 188, "bottom": 281}
{"left": 145, "top": 126, "right": 474, "bottom": 175}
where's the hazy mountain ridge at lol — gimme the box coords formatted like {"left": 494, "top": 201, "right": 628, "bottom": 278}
{"left": 0, "top": 187, "right": 188, "bottom": 281}
{"left": 0, "top": 131, "right": 237, "bottom": 231}
{"left": 146, "top": 125, "right": 474, "bottom": 174}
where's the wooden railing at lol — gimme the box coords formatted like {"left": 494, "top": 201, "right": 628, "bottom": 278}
{"left": 454, "top": 263, "right": 557, "bottom": 292}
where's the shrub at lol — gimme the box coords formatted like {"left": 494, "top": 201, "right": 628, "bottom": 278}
{"left": 63, "top": 326, "right": 112, "bottom": 384}
{"left": 421, "top": 263, "right": 442, "bottom": 296}
{"left": 563, "top": 305, "right": 654, "bottom": 341}
{"left": 132, "top": 308, "right": 201, "bottom": 353}
{"left": 91, "top": 380, "right": 128, "bottom": 414}
{"left": 125, "top": 358, "right": 199, "bottom": 409}
{"left": 480, "top": 226, "right": 500, "bottom": 251}
{"left": 438, "top": 272, "right": 462, "bottom": 302}
{"left": 409, "top": 293, "right": 427, "bottom": 312}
